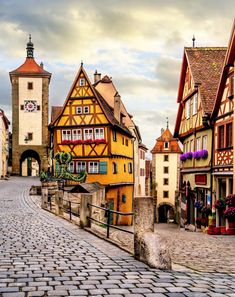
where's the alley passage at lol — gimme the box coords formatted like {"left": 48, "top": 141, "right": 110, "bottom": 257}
{"left": 0, "top": 178, "right": 234, "bottom": 297}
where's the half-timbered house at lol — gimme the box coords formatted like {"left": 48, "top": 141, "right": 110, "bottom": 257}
{"left": 50, "top": 64, "right": 134, "bottom": 225}
{"left": 174, "top": 47, "right": 226, "bottom": 228}
{"left": 211, "top": 21, "right": 234, "bottom": 202}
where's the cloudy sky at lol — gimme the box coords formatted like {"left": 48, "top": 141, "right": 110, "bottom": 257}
{"left": 0, "top": 1, "right": 234, "bottom": 157}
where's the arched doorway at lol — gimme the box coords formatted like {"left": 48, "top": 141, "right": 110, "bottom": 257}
{"left": 20, "top": 150, "right": 41, "bottom": 176}
{"left": 158, "top": 203, "right": 175, "bottom": 223}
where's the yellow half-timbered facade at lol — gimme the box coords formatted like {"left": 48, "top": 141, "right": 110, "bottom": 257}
{"left": 50, "top": 64, "right": 134, "bottom": 225}
{"left": 174, "top": 47, "right": 226, "bottom": 228}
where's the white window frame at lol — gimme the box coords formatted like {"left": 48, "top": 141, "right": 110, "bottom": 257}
{"left": 72, "top": 129, "right": 82, "bottom": 141}
{"left": 68, "top": 161, "right": 74, "bottom": 173}
{"left": 190, "top": 139, "right": 194, "bottom": 152}
{"left": 62, "top": 130, "right": 71, "bottom": 141}
{"left": 196, "top": 137, "right": 201, "bottom": 151}
{"left": 77, "top": 161, "right": 86, "bottom": 173}
{"left": 76, "top": 106, "right": 82, "bottom": 114}
{"left": 202, "top": 135, "right": 207, "bottom": 150}
{"left": 83, "top": 106, "right": 89, "bottom": 114}
{"left": 193, "top": 93, "right": 198, "bottom": 115}
{"left": 88, "top": 161, "right": 99, "bottom": 174}
{"left": 79, "top": 78, "right": 85, "bottom": 86}
{"left": 94, "top": 128, "right": 104, "bottom": 140}
{"left": 84, "top": 128, "right": 93, "bottom": 140}
{"left": 186, "top": 100, "right": 190, "bottom": 119}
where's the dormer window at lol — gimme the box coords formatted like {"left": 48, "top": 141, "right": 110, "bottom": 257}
{"left": 79, "top": 78, "right": 85, "bottom": 86}
{"left": 164, "top": 142, "right": 169, "bottom": 149}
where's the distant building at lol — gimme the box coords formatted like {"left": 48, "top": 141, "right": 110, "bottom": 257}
{"left": 145, "top": 159, "right": 151, "bottom": 196}
{"left": 0, "top": 109, "right": 10, "bottom": 178}
{"left": 9, "top": 36, "right": 51, "bottom": 176}
{"left": 151, "top": 127, "right": 181, "bottom": 223}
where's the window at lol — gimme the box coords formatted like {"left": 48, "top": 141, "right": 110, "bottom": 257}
{"left": 186, "top": 100, "right": 190, "bottom": 119}
{"left": 84, "top": 129, "right": 93, "bottom": 140}
{"left": 140, "top": 151, "right": 145, "bottom": 160}
{"left": 164, "top": 142, "right": 169, "bottom": 149}
{"left": 77, "top": 161, "right": 86, "bottom": 173}
{"left": 84, "top": 106, "right": 89, "bottom": 114}
{"left": 164, "top": 155, "right": 169, "bottom": 162}
{"left": 37, "top": 105, "right": 40, "bottom": 111}
{"left": 62, "top": 130, "right": 71, "bottom": 141}
{"left": 113, "top": 130, "right": 117, "bottom": 141}
{"left": 226, "top": 123, "right": 232, "bottom": 147}
{"left": 76, "top": 106, "right": 82, "bottom": 114}
{"left": 20, "top": 105, "right": 24, "bottom": 110}
{"left": 128, "top": 162, "right": 133, "bottom": 173}
{"left": 122, "top": 137, "right": 124, "bottom": 145}
{"left": 124, "top": 164, "right": 126, "bottom": 172}
{"left": 72, "top": 129, "right": 82, "bottom": 141}
{"left": 202, "top": 135, "right": 207, "bottom": 150}
{"left": 196, "top": 137, "right": 201, "bottom": 151}
{"left": 99, "top": 162, "right": 107, "bottom": 174}
{"left": 164, "top": 167, "right": 169, "bottom": 174}
{"left": 163, "top": 191, "right": 169, "bottom": 198}
{"left": 163, "top": 178, "right": 169, "bottom": 185}
{"left": 193, "top": 93, "right": 198, "bottom": 115}
{"left": 68, "top": 162, "right": 74, "bottom": 173}
{"left": 27, "top": 133, "right": 33, "bottom": 141}
{"left": 125, "top": 139, "right": 129, "bottom": 146}
{"left": 79, "top": 78, "right": 85, "bottom": 86}
{"left": 218, "top": 125, "right": 224, "bottom": 149}
{"left": 88, "top": 162, "right": 99, "bottom": 173}
{"left": 190, "top": 139, "right": 194, "bottom": 152}
{"left": 94, "top": 128, "right": 104, "bottom": 140}
{"left": 28, "top": 82, "right": 33, "bottom": 90}
{"left": 112, "top": 162, "right": 118, "bottom": 174}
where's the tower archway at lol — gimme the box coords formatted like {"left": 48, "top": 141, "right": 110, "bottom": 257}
{"left": 158, "top": 202, "right": 175, "bottom": 223}
{"left": 20, "top": 150, "right": 41, "bottom": 176}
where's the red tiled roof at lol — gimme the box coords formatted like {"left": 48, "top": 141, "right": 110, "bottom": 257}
{"left": 51, "top": 106, "right": 63, "bottom": 123}
{"left": 10, "top": 58, "right": 51, "bottom": 77}
{"left": 185, "top": 47, "right": 227, "bottom": 113}
{"left": 151, "top": 128, "right": 182, "bottom": 154}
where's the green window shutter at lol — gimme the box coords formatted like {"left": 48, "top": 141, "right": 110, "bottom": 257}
{"left": 99, "top": 161, "right": 107, "bottom": 174}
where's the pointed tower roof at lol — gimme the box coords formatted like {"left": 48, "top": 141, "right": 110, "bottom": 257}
{"left": 9, "top": 35, "right": 51, "bottom": 79}
{"left": 151, "top": 128, "right": 182, "bottom": 154}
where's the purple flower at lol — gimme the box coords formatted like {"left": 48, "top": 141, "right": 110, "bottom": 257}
{"left": 185, "top": 152, "right": 193, "bottom": 159}
{"left": 193, "top": 151, "right": 201, "bottom": 159}
{"left": 180, "top": 154, "right": 187, "bottom": 161}
{"left": 201, "top": 149, "right": 208, "bottom": 159}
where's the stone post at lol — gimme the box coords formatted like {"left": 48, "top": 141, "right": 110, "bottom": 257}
{"left": 80, "top": 194, "right": 92, "bottom": 228}
{"left": 134, "top": 196, "right": 171, "bottom": 270}
{"left": 55, "top": 190, "right": 64, "bottom": 216}
{"left": 134, "top": 197, "right": 154, "bottom": 260}
{"left": 41, "top": 187, "right": 48, "bottom": 209}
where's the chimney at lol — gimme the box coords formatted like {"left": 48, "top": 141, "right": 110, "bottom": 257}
{"left": 40, "top": 62, "right": 44, "bottom": 69}
{"left": 94, "top": 70, "right": 101, "bottom": 83}
{"left": 114, "top": 92, "right": 121, "bottom": 123}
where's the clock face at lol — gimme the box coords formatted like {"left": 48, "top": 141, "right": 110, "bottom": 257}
{"left": 24, "top": 100, "right": 37, "bottom": 112}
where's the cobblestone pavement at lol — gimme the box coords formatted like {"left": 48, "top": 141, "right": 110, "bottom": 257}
{"left": 107, "top": 223, "right": 235, "bottom": 274}
{"left": 0, "top": 177, "right": 235, "bottom": 297}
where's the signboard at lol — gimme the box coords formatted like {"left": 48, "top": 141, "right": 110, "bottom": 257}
{"left": 195, "top": 174, "right": 207, "bottom": 185}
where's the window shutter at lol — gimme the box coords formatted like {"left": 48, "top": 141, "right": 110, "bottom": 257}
{"left": 99, "top": 161, "right": 107, "bottom": 174}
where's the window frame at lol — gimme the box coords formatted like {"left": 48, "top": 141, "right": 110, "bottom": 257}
{"left": 163, "top": 191, "right": 169, "bottom": 198}
{"left": 88, "top": 161, "right": 99, "bottom": 174}
{"left": 193, "top": 93, "right": 198, "bottom": 115}
{"left": 83, "top": 106, "right": 89, "bottom": 114}
{"left": 76, "top": 106, "right": 82, "bottom": 114}
{"left": 72, "top": 129, "right": 82, "bottom": 141}
{"left": 84, "top": 128, "right": 93, "bottom": 140}
{"left": 76, "top": 161, "right": 86, "bottom": 173}
{"left": 62, "top": 129, "right": 71, "bottom": 141}
{"left": 79, "top": 78, "right": 85, "bottom": 86}
{"left": 94, "top": 128, "right": 104, "bottom": 140}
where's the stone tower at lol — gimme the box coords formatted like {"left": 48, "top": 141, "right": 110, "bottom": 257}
{"left": 9, "top": 36, "right": 51, "bottom": 176}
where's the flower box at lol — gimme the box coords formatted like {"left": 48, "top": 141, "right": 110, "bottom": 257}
{"left": 221, "top": 226, "right": 227, "bottom": 235}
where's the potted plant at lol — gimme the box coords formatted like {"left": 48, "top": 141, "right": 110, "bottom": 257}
{"left": 224, "top": 207, "right": 235, "bottom": 235}
{"left": 225, "top": 194, "right": 235, "bottom": 207}
{"left": 215, "top": 197, "right": 226, "bottom": 211}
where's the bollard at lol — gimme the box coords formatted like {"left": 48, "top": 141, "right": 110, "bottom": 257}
{"left": 55, "top": 190, "right": 64, "bottom": 216}
{"left": 41, "top": 187, "right": 48, "bottom": 209}
{"left": 134, "top": 197, "right": 154, "bottom": 259}
{"left": 80, "top": 194, "right": 92, "bottom": 228}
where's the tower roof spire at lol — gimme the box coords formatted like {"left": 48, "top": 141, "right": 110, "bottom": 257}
{"left": 166, "top": 117, "right": 169, "bottom": 129}
{"left": 26, "top": 34, "right": 34, "bottom": 58}
{"left": 192, "top": 35, "right": 196, "bottom": 47}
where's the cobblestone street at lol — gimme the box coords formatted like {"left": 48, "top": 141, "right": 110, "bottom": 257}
{"left": 0, "top": 177, "right": 235, "bottom": 297}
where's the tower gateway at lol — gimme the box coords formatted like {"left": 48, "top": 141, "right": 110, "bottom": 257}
{"left": 9, "top": 36, "right": 51, "bottom": 176}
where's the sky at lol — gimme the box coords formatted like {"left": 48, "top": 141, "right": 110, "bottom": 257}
{"left": 0, "top": 0, "right": 234, "bottom": 157}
